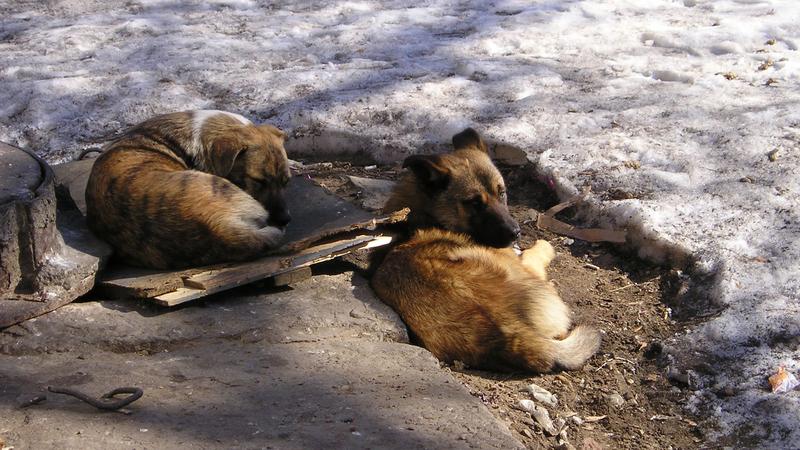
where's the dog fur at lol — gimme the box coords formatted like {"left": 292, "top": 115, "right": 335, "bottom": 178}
{"left": 85, "top": 110, "right": 291, "bottom": 269}
{"left": 372, "top": 128, "right": 600, "bottom": 372}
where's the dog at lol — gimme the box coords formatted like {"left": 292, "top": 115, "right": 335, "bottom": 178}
{"left": 85, "top": 110, "right": 291, "bottom": 269}
{"left": 371, "top": 128, "right": 600, "bottom": 372}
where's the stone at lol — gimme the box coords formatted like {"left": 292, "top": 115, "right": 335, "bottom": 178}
{"left": 524, "top": 383, "right": 558, "bottom": 407}
{"left": 605, "top": 392, "right": 626, "bottom": 409}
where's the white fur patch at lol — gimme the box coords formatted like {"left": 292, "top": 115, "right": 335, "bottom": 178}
{"left": 189, "top": 110, "right": 252, "bottom": 158}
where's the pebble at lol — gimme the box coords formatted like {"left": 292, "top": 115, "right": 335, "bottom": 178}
{"left": 524, "top": 383, "right": 558, "bottom": 407}
{"left": 518, "top": 399, "right": 536, "bottom": 413}
{"left": 530, "top": 404, "right": 558, "bottom": 436}
{"left": 571, "top": 415, "right": 583, "bottom": 426}
{"left": 605, "top": 392, "right": 625, "bottom": 409}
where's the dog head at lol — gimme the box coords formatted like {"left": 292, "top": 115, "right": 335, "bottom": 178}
{"left": 393, "top": 128, "right": 520, "bottom": 248}
{"left": 206, "top": 120, "right": 292, "bottom": 228}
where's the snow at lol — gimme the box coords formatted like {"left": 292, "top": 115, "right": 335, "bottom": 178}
{"left": 1, "top": 0, "right": 799, "bottom": 446}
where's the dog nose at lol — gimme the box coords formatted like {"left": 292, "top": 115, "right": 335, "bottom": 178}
{"left": 271, "top": 209, "right": 291, "bottom": 228}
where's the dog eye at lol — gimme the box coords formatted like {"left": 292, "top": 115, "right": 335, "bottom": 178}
{"left": 463, "top": 196, "right": 485, "bottom": 210}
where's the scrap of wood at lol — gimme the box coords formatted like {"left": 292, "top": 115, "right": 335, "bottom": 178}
{"left": 98, "top": 208, "right": 408, "bottom": 301}
{"left": 536, "top": 194, "right": 626, "bottom": 243}
{"left": 149, "top": 235, "right": 391, "bottom": 307}
{"left": 277, "top": 207, "right": 408, "bottom": 253}
{"left": 272, "top": 267, "right": 313, "bottom": 287}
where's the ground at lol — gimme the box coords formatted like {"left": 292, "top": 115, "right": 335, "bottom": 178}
{"left": 306, "top": 161, "right": 705, "bottom": 449}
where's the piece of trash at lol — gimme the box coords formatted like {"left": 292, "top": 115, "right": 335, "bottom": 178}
{"left": 523, "top": 383, "right": 558, "bottom": 407}
{"left": 768, "top": 366, "right": 799, "bottom": 393}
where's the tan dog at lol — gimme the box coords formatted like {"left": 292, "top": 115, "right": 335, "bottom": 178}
{"left": 85, "top": 110, "right": 291, "bottom": 269}
{"left": 372, "top": 128, "right": 600, "bottom": 372}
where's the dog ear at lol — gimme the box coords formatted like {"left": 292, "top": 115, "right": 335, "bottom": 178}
{"left": 209, "top": 136, "right": 245, "bottom": 177}
{"left": 452, "top": 127, "right": 487, "bottom": 153}
{"left": 403, "top": 154, "right": 451, "bottom": 193}
{"left": 259, "top": 124, "right": 285, "bottom": 141}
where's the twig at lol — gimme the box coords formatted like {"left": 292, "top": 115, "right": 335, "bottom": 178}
{"left": 610, "top": 283, "right": 634, "bottom": 293}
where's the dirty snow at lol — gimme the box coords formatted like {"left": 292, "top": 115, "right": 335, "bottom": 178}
{"left": 1, "top": 0, "right": 799, "bottom": 446}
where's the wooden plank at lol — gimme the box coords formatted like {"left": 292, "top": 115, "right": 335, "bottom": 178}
{"left": 149, "top": 235, "right": 386, "bottom": 307}
{"left": 271, "top": 267, "right": 312, "bottom": 287}
{"left": 97, "top": 208, "right": 408, "bottom": 299}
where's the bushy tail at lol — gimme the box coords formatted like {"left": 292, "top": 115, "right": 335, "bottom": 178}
{"left": 551, "top": 325, "right": 602, "bottom": 370}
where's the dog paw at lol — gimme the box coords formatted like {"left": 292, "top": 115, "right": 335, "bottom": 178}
{"left": 258, "top": 226, "right": 285, "bottom": 246}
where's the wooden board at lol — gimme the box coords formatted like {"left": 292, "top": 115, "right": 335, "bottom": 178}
{"left": 148, "top": 235, "right": 383, "bottom": 306}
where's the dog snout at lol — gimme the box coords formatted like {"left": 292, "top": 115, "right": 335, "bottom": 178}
{"left": 270, "top": 208, "right": 291, "bottom": 228}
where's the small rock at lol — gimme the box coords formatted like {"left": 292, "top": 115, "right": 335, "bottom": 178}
{"left": 767, "top": 149, "right": 780, "bottom": 162}
{"left": 562, "top": 238, "right": 575, "bottom": 245}
{"left": 530, "top": 404, "right": 558, "bottom": 436}
{"left": 571, "top": 415, "right": 583, "bottom": 426}
{"left": 520, "top": 428, "right": 533, "bottom": 439}
{"left": 524, "top": 383, "right": 558, "bottom": 407}
{"left": 605, "top": 392, "right": 625, "bottom": 409}
{"left": 518, "top": 399, "right": 536, "bottom": 413}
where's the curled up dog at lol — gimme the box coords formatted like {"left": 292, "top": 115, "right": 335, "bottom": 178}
{"left": 85, "top": 110, "right": 291, "bottom": 269}
{"left": 371, "top": 128, "right": 601, "bottom": 372}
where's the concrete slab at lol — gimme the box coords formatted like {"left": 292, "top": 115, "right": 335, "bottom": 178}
{"left": 0, "top": 142, "right": 41, "bottom": 205}
{"left": 0, "top": 273, "right": 523, "bottom": 450}
{"left": 0, "top": 144, "right": 111, "bottom": 328}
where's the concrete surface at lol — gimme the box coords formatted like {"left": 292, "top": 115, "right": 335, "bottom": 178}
{"left": 0, "top": 273, "right": 523, "bottom": 449}
{"left": 0, "top": 147, "right": 111, "bottom": 328}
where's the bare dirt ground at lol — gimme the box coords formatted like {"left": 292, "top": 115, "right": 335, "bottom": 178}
{"left": 305, "top": 161, "right": 707, "bottom": 450}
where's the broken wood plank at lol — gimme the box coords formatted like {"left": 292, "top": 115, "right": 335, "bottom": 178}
{"left": 272, "top": 267, "right": 312, "bottom": 287}
{"left": 98, "top": 209, "right": 407, "bottom": 301}
{"left": 149, "top": 235, "right": 387, "bottom": 307}
{"left": 179, "top": 236, "right": 375, "bottom": 293}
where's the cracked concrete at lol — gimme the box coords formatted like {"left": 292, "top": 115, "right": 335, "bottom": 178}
{"left": 0, "top": 272, "right": 523, "bottom": 449}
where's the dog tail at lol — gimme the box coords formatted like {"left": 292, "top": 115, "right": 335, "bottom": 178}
{"left": 551, "top": 325, "right": 602, "bottom": 370}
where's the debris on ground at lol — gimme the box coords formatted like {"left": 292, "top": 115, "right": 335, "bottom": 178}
{"left": 768, "top": 367, "right": 799, "bottom": 393}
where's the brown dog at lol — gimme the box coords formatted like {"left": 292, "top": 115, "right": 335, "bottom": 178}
{"left": 372, "top": 128, "right": 600, "bottom": 372}
{"left": 85, "top": 110, "right": 291, "bottom": 269}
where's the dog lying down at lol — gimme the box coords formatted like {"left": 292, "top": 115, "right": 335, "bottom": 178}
{"left": 372, "top": 128, "right": 601, "bottom": 373}
{"left": 85, "top": 110, "right": 291, "bottom": 269}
